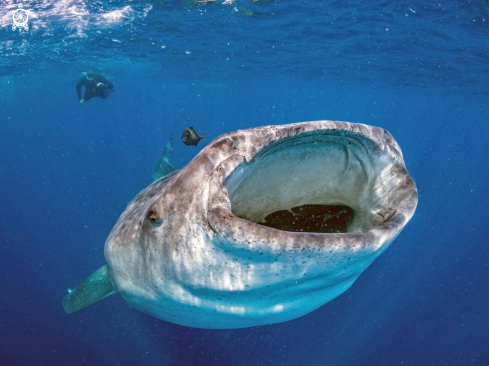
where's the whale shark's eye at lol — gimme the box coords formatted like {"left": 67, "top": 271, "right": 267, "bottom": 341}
{"left": 148, "top": 209, "right": 161, "bottom": 225}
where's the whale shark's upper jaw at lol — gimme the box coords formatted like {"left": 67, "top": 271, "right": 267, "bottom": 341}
{"left": 104, "top": 121, "right": 417, "bottom": 329}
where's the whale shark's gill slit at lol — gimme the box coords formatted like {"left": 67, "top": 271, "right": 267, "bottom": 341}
{"left": 254, "top": 204, "right": 355, "bottom": 233}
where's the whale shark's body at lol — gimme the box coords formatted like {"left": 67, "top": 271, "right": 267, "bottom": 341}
{"left": 63, "top": 121, "right": 417, "bottom": 329}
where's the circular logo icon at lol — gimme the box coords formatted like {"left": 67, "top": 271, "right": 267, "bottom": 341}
{"left": 12, "top": 8, "right": 29, "bottom": 31}
{"left": 3, "top": 5, "right": 31, "bottom": 32}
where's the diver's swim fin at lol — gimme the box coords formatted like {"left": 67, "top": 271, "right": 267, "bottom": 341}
{"left": 62, "top": 265, "right": 115, "bottom": 314}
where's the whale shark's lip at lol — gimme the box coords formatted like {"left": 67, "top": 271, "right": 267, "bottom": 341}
{"left": 204, "top": 121, "right": 417, "bottom": 253}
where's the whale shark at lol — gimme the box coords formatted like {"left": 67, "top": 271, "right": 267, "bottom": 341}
{"left": 63, "top": 121, "right": 418, "bottom": 329}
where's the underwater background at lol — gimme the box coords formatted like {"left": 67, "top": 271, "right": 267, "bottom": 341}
{"left": 1, "top": 0, "right": 488, "bottom": 365}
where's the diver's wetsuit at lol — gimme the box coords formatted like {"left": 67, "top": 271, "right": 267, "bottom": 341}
{"left": 76, "top": 74, "right": 114, "bottom": 101}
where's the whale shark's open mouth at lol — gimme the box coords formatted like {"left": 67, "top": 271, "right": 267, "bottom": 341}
{"left": 225, "top": 131, "right": 398, "bottom": 234}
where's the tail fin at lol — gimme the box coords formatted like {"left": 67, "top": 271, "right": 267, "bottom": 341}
{"left": 63, "top": 265, "right": 115, "bottom": 314}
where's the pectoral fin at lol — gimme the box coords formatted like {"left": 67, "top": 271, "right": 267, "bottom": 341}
{"left": 63, "top": 264, "right": 115, "bottom": 314}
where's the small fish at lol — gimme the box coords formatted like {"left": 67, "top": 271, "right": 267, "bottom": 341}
{"left": 181, "top": 126, "right": 205, "bottom": 146}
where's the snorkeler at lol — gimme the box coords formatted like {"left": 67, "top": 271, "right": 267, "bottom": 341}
{"left": 76, "top": 72, "right": 114, "bottom": 106}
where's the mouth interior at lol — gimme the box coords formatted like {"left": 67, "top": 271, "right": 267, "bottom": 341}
{"left": 226, "top": 133, "right": 391, "bottom": 234}
{"left": 259, "top": 204, "right": 354, "bottom": 233}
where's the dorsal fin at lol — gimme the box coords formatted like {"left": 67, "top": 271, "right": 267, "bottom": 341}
{"left": 153, "top": 135, "right": 176, "bottom": 181}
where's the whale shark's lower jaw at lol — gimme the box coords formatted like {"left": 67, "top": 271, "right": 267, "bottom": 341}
{"left": 105, "top": 121, "right": 417, "bottom": 329}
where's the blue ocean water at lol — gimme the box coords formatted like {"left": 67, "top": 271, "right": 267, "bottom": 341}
{"left": 1, "top": 0, "right": 488, "bottom": 365}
